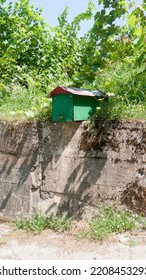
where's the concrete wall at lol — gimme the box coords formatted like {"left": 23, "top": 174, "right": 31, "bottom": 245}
{"left": 0, "top": 120, "right": 146, "bottom": 219}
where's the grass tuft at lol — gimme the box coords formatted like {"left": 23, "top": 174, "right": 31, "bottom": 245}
{"left": 14, "top": 212, "right": 72, "bottom": 234}
{"left": 76, "top": 206, "right": 146, "bottom": 241}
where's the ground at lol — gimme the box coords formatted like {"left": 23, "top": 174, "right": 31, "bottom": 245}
{"left": 0, "top": 222, "right": 146, "bottom": 260}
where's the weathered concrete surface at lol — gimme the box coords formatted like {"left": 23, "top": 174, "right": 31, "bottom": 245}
{"left": 0, "top": 120, "right": 146, "bottom": 218}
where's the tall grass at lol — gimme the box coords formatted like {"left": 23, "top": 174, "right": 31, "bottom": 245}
{"left": 83, "top": 61, "right": 146, "bottom": 120}
{"left": 0, "top": 61, "right": 145, "bottom": 121}
{"left": 0, "top": 82, "right": 52, "bottom": 121}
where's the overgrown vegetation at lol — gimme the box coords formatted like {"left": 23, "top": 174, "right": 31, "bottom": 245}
{"left": 0, "top": 0, "right": 145, "bottom": 120}
{"left": 0, "top": 83, "right": 52, "bottom": 121}
{"left": 14, "top": 207, "right": 146, "bottom": 240}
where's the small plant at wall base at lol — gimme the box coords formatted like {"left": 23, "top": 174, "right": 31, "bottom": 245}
{"left": 76, "top": 207, "right": 146, "bottom": 241}
{"left": 14, "top": 212, "right": 72, "bottom": 234}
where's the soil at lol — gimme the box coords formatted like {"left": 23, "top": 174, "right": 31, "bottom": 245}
{"left": 0, "top": 222, "right": 146, "bottom": 260}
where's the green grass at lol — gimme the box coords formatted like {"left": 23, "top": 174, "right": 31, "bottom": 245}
{"left": 14, "top": 207, "right": 146, "bottom": 240}
{"left": 0, "top": 84, "right": 52, "bottom": 121}
{"left": 0, "top": 71, "right": 72, "bottom": 121}
{"left": 128, "top": 239, "right": 137, "bottom": 247}
{"left": 82, "top": 61, "right": 146, "bottom": 121}
{"left": 93, "top": 97, "right": 146, "bottom": 121}
{"left": 0, "top": 60, "right": 145, "bottom": 122}
{"left": 76, "top": 207, "right": 146, "bottom": 241}
{"left": 14, "top": 212, "right": 72, "bottom": 234}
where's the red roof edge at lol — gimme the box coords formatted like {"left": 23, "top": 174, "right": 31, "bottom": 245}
{"left": 49, "top": 86, "right": 69, "bottom": 96}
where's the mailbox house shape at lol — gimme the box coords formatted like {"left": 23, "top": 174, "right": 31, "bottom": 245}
{"left": 49, "top": 86, "right": 107, "bottom": 122}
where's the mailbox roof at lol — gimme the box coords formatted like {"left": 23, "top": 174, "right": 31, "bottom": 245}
{"left": 49, "top": 86, "right": 107, "bottom": 98}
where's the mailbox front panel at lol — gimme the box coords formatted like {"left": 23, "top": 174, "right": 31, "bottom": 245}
{"left": 52, "top": 94, "right": 73, "bottom": 122}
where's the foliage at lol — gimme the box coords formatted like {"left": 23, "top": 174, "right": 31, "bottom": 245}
{"left": 49, "top": 3, "right": 94, "bottom": 78}
{"left": 0, "top": 0, "right": 145, "bottom": 120}
{"left": 14, "top": 206, "right": 146, "bottom": 239}
{"left": 0, "top": 0, "right": 49, "bottom": 81}
{"left": 0, "top": 0, "right": 94, "bottom": 84}
{"left": 76, "top": 206, "right": 146, "bottom": 241}
{"left": 14, "top": 212, "right": 72, "bottom": 233}
{"left": 91, "top": 61, "right": 146, "bottom": 120}
{"left": 76, "top": 0, "right": 146, "bottom": 83}
{"left": 0, "top": 81, "right": 52, "bottom": 121}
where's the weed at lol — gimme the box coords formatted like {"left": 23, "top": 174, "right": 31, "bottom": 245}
{"left": 14, "top": 207, "right": 146, "bottom": 240}
{"left": 128, "top": 239, "right": 137, "bottom": 247}
{"left": 76, "top": 207, "right": 143, "bottom": 241}
{"left": 14, "top": 212, "right": 72, "bottom": 234}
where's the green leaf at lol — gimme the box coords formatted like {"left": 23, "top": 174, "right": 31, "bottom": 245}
{"left": 133, "top": 37, "right": 143, "bottom": 47}
{"left": 128, "top": 1, "right": 134, "bottom": 9}
{"left": 98, "top": 0, "right": 103, "bottom": 5}
{"left": 119, "top": 1, "right": 127, "bottom": 8}
{"left": 127, "top": 14, "right": 137, "bottom": 29}
{"left": 134, "top": 26, "right": 143, "bottom": 37}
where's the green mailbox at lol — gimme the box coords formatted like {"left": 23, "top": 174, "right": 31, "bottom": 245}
{"left": 49, "top": 86, "right": 107, "bottom": 122}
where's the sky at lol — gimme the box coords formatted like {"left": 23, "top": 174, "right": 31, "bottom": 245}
{"left": 5, "top": 0, "right": 143, "bottom": 35}
{"left": 31, "top": 0, "right": 97, "bottom": 25}
{"left": 30, "top": 0, "right": 98, "bottom": 35}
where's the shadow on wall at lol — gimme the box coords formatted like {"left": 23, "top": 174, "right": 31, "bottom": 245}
{"left": 0, "top": 122, "right": 39, "bottom": 214}
{"left": 43, "top": 121, "right": 120, "bottom": 219}
{"left": 0, "top": 121, "right": 81, "bottom": 217}
{"left": 1, "top": 119, "right": 145, "bottom": 219}
{"left": 0, "top": 119, "right": 122, "bottom": 218}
